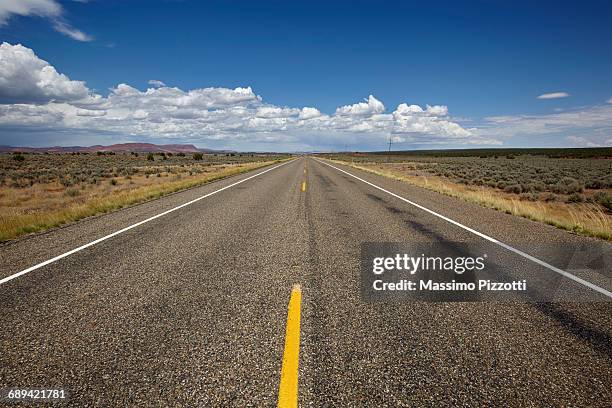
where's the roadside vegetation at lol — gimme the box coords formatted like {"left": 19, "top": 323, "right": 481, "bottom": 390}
{"left": 0, "top": 152, "right": 290, "bottom": 241}
{"left": 322, "top": 149, "right": 612, "bottom": 240}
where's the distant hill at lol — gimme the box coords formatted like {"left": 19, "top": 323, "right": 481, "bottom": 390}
{"left": 0, "top": 143, "right": 230, "bottom": 154}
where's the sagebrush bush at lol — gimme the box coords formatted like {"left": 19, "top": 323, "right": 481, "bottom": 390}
{"left": 504, "top": 184, "right": 522, "bottom": 194}
{"left": 519, "top": 192, "right": 539, "bottom": 201}
{"left": 65, "top": 188, "right": 80, "bottom": 197}
{"left": 594, "top": 191, "right": 612, "bottom": 210}
{"left": 552, "top": 177, "right": 583, "bottom": 194}
{"left": 567, "top": 193, "right": 585, "bottom": 203}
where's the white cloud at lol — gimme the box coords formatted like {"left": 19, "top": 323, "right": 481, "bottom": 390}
{"left": 565, "top": 136, "right": 601, "bottom": 148}
{"left": 0, "top": 0, "right": 92, "bottom": 41}
{"left": 255, "top": 106, "right": 299, "bottom": 118}
{"left": 607, "top": 97, "right": 612, "bottom": 104}
{"left": 425, "top": 104, "right": 448, "bottom": 116}
{"left": 132, "top": 109, "right": 148, "bottom": 120}
{"left": 0, "top": 43, "right": 92, "bottom": 104}
{"left": 0, "top": 43, "right": 480, "bottom": 151}
{"left": 148, "top": 80, "right": 166, "bottom": 88}
{"left": 76, "top": 108, "right": 106, "bottom": 117}
{"left": 52, "top": 20, "right": 92, "bottom": 42}
{"left": 537, "top": 91, "right": 570, "bottom": 100}
{"left": 0, "top": 103, "right": 64, "bottom": 126}
{"left": 336, "top": 95, "right": 385, "bottom": 116}
{"left": 0, "top": 0, "right": 61, "bottom": 25}
{"left": 393, "top": 104, "right": 423, "bottom": 116}
{"left": 483, "top": 105, "right": 612, "bottom": 135}
{"left": 299, "top": 107, "right": 322, "bottom": 120}
{"left": 478, "top": 104, "right": 612, "bottom": 147}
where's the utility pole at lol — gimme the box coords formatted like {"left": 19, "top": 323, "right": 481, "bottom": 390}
{"left": 387, "top": 135, "right": 392, "bottom": 162}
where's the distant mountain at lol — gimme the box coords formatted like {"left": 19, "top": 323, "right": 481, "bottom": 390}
{"left": 0, "top": 143, "right": 230, "bottom": 154}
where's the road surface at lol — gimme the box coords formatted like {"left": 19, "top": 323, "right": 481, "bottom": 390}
{"left": 1, "top": 157, "right": 610, "bottom": 406}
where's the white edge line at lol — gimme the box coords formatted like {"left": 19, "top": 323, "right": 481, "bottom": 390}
{"left": 0, "top": 160, "right": 295, "bottom": 286}
{"left": 315, "top": 158, "right": 612, "bottom": 300}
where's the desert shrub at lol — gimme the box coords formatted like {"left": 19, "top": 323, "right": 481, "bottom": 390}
{"left": 566, "top": 193, "right": 585, "bottom": 203}
{"left": 504, "top": 184, "right": 522, "bottom": 194}
{"left": 471, "top": 178, "right": 484, "bottom": 185}
{"left": 541, "top": 192, "right": 558, "bottom": 202}
{"left": 12, "top": 153, "right": 25, "bottom": 161}
{"left": 65, "top": 188, "right": 80, "bottom": 197}
{"left": 110, "top": 179, "right": 118, "bottom": 186}
{"left": 193, "top": 152, "right": 203, "bottom": 160}
{"left": 585, "top": 179, "right": 606, "bottom": 189}
{"left": 176, "top": 152, "right": 186, "bottom": 157}
{"left": 552, "top": 177, "right": 583, "bottom": 194}
{"left": 146, "top": 153, "right": 155, "bottom": 161}
{"left": 519, "top": 192, "right": 539, "bottom": 201}
{"left": 594, "top": 191, "right": 612, "bottom": 210}
{"left": 526, "top": 181, "right": 546, "bottom": 192}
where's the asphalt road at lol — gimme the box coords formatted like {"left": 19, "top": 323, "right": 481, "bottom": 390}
{"left": 1, "top": 157, "right": 610, "bottom": 406}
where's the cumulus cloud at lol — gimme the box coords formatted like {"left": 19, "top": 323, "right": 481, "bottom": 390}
{"left": 0, "top": 43, "right": 481, "bottom": 151}
{"left": 0, "top": 0, "right": 92, "bottom": 41}
{"left": 148, "top": 80, "right": 166, "bottom": 88}
{"left": 299, "top": 107, "right": 322, "bottom": 120}
{"left": 425, "top": 104, "right": 448, "bottom": 116}
{"left": 537, "top": 91, "right": 570, "bottom": 100}
{"left": 0, "top": 43, "right": 93, "bottom": 104}
{"left": 336, "top": 95, "right": 385, "bottom": 116}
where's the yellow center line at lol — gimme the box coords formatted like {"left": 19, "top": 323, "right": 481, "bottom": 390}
{"left": 277, "top": 284, "right": 302, "bottom": 408}
{"left": 301, "top": 181, "right": 306, "bottom": 192}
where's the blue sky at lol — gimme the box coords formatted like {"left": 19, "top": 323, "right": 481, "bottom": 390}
{"left": 1, "top": 0, "right": 611, "bottom": 151}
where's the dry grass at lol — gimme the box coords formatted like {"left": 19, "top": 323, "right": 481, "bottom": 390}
{"left": 0, "top": 160, "right": 282, "bottom": 241}
{"left": 329, "top": 159, "right": 612, "bottom": 241}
